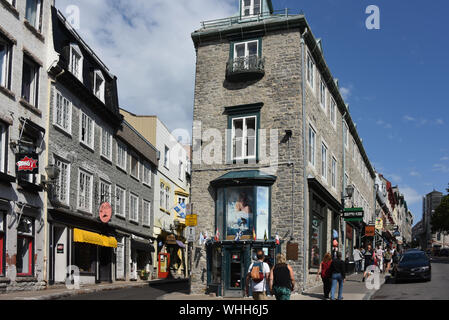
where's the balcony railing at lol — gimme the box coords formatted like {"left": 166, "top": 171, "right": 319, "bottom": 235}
{"left": 226, "top": 55, "right": 265, "bottom": 82}
{"left": 199, "top": 9, "right": 303, "bottom": 30}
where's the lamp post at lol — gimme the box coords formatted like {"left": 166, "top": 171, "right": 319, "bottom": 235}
{"left": 341, "top": 184, "right": 354, "bottom": 260}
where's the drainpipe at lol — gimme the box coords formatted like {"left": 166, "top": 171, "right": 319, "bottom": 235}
{"left": 300, "top": 28, "right": 308, "bottom": 293}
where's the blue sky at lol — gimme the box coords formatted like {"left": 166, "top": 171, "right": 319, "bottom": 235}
{"left": 55, "top": 0, "right": 448, "bottom": 225}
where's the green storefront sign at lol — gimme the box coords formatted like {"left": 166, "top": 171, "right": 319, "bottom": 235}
{"left": 343, "top": 208, "right": 364, "bottom": 222}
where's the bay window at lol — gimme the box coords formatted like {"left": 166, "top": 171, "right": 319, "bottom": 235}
{"left": 232, "top": 40, "right": 259, "bottom": 71}
{"left": 16, "top": 216, "right": 34, "bottom": 276}
{"left": 21, "top": 55, "right": 39, "bottom": 107}
{"left": 25, "top": 0, "right": 42, "bottom": 31}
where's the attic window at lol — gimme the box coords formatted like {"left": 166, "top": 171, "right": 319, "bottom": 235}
{"left": 242, "top": 0, "right": 261, "bottom": 17}
{"left": 93, "top": 70, "right": 105, "bottom": 103}
{"left": 69, "top": 44, "right": 83, "bottom": 82}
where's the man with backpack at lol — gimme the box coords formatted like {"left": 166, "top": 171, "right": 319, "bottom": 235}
{"left": 245, "top": 249, "right": 271, "bottom": 300}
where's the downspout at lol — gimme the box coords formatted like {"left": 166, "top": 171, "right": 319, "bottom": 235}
{"left": 300, "top": 27, "right": 308, "bottom": 293}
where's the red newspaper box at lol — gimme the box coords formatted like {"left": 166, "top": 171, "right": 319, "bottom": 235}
{"left": 158, "top": 253, "right": 170, "bottom": 279}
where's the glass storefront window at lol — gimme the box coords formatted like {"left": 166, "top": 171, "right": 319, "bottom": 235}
{"left": 256, "top": 187, "right": 269, "bottom": 240}
{"left": 74, "top": 242, "right": 96, "bottom": 273}
{"left": 226, "top": 186, "right": 254, "bottom": 240}
{"left": 216, "top": 189, "right": 224, "bottom": 239}
{"left": 17, "top": 217, "right": 34, "bottom": 276}
{"left": 310, "top": 215, "right": 323, "bottom": 268}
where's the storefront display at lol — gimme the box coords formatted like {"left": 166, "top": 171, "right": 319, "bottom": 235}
{"left": 16, "top": 216, "right": 34, "bottom": 276}
{"left": 226, "top": 187, "right": 254, "bottom": 240}
{"left": 311, "top": 215, "right": 323, "bottom": 268}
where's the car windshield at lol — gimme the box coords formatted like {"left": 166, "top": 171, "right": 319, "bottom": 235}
{"left": 400, "top": 253, "right": 427, "bottom": 263}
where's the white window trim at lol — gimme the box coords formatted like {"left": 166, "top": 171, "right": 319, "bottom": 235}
{"left": 55, "top": 156, "right": 70, "bottom": 206}
{"left": 99, "top": 179, "right": 112, "bottom": 204}
{"left": 115, "top": 185, "right": 126, "bottom": 218}
{"left": 142, "top": 199, "right": 151, "bottom": 227}
{"left": 307, "top": 52, "right": 315, "bottom": 92}
{"left": 77, "top": 168, "right": 93, "bottom": 214}
{"left": 330, "top": 98, "right": 337, "bottom": 129}
{"left": 0, "top": 122, "right": 7, "bottom": 174}
{"left": 130, "top": 154, "right": 140, "bottom": 180}
{"left": 53, "top": 89, "right": 72, "bottom": 135}
{"left": 0, "top": 38, "right": 11, "bottom": 89}
{"left": 69, "top": 43, "right": 83, "bottom": 82}
{"left": 231, "top": 115, "right": 257, "bottom": 161}
{"left": 129, "top": 193, "right": 139, "bottom": 223}
{"left": 22, "top": 56, "right": 39, "bottom": 107}
{"left": 100, "top": 127, "right": 113, "bottom": 161}
{"left": 116, "top": 141, "right": 127, "bottom": 172}
{"left": 241, "top": 0, "right": 262, "bottom": 17}
{"left": 164, "top": 146, "right": 170, "bottom": 170}
{"left": 79, "top": 111, "right": 95, "bottom": 150}
{"left": 308, "top": 123, "right": 317, "bottom": 168}
{"left": 344, "top": 122, "right": 349, "bottom": 150}
{"left": 25, "top": 0, "right": 42, "bottom": 31}
{"left": 320, "top": 77, "right": 327, "bottom": 112}
{"left": 143, "top": 162, "right": 152, "bottom": 187}
{"left": 233, "top": 39, "right": 259, "bottom": 63}
{"left": 331, "top": 155, "right": 337, "bottom": 190}
{"left": 93, "top": 69, "right": 105, "bottom": 103}
{"left": 321, "top": 140, "right": 328, "bottom": 183}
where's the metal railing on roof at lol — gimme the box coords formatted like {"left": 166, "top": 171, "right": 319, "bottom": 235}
{"left": 199, "top": 9, "right": 303, "bottom": 30}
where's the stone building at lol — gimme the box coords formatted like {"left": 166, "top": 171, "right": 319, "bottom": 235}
{"left": 45, "top": 7, "right": 158, "bottom": 285}
{"left": 0, "top": 0, "right": 53, "bottom": 292}
{"left": 422, "top": 190, "right": 444, "bottom": 250}
{"left": 189, "top": 0, "right": 375, "bottom": 297}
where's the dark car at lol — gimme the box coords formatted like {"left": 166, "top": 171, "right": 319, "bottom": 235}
{"left": 393, "top": 251, "right": 431, "bottom": 282}
{"left": 439, "top": 248, "right": 449, "bottom": 257}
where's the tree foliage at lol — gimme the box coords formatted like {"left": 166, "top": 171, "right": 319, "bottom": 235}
{"left": 431, "top": 191, "right": 449, "bottom": 233}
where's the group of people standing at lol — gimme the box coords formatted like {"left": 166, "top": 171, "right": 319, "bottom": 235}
{"left": 353, "top": 244, "right": 398, "bottom": 281}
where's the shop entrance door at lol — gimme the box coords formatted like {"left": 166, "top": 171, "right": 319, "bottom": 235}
{"left": 99, "top": 246, "right": 112, "bottom": 282}
{"left": 223, "top": 247, "right": 246, "bottom": 297}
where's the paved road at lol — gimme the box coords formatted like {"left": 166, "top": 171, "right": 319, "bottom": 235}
{"left": 61, "top": 280, "right": 190, "bottom": 300}
{"left": 372, "top": 257, "right": 449, "bottom": 300}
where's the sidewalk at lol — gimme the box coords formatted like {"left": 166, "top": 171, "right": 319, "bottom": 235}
{"left": 0, "top": 278, "right": 187, "bottom": 301}
{"left": 160, "top": 272, "right": 386, "bottom": 301}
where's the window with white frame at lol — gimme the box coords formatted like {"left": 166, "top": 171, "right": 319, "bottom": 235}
{"left": 21, "top": 55, "right": 39, "bottom": 107}
{"left": 25, "top": 0, "right": 42, "bottom": 31}
{"left": 308, "top": 125, "right": 316, "bottom": 166}
{"left": 78, "top": 169, "right": 93, "bottom": 213}
{"left": 80, "top": 112, "right": 94, "bottom": 148}
{"left": 143, "top": 162, "right": 152, "bottom": 186}
{"left": 164, "top": 146, "right": 170, "bottom": 169}
{"left": 0, "top": 37, "right": 12, "bottom": 89}
{"left": 232, "top": 116, "right": 257, "bottom": 161}
{"left": 99, "top": 180, "right": 111, "bottom": 204}
{"left": 54, "top": 91, "right": 71, "bottom": 133}
{"left": 320, "top": 78, "right": 326, "bottom": 110}
{"left": 0, "top": 122, "right": 7, "bottom": 174}
{"left": 55, "top": 157, "right": 70, "bottom": 205}
{"left": 233, "top": 40, "right": 259, "bottom": 71}
{"left": 331, "top": 157, "right": 337, "bottom": 189}
{"left": 69, "top": 44, "right": 83, "bottom": 81}
{"left": 130, "top": 154, "right": 139, "bottom": 179}
{"left": 93, "top": 70, "right": 105, "bottom": 103}
{"left": 352, "top": 139, "right": 356, "bottom": 161}
{"left": 241, "top": 0, "right": 261, "bottom": 17}
{"left": 330, "top": 98, "right": 336, "bottom": 127}
{"left": 160, "top": 183, "right": 165, "bottom": 209}
{"left": 307, "top": 53, "right": 315, "bottom": 88}
{"left": 143, "top": 200, "right": 151, "bottom": 226}
{"left": 116, "top": 141, "right": 127, "bottom": 171}
{"left": 165, "top": 186, "right": 170, "bottom": 211}
{"left": 115, "top": 186, "right": 126, "bottom": 218}
{"left": 129, "top": 193, "right": 139, "bottom": 222}
{"left": 101, "top": 128, "right": 112, "bottom": 160}
{"left": 344, "top": 122, "right": 349, "bottom": 149}
{"left": 321, "top": 142, "right": 328, "bottom": 181}
{"left": 178, "top": 161, "right": 183, "bottom": 181}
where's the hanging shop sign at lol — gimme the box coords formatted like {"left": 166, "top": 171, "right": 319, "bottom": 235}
{"left": 16, "top": 153, "right": 39, "bottom": 174}
{"left": 99, "top": 202, "right": 112, "bottom": 223}
{"left": 57, "top": 243, "right": 64, "bottom": 254}
{"left": 286, "top": 242, "right": 299, "bottom": 261}
{"left": 365, "top": 226, "right": 375, "bottom": 237}
{"left": 343, "top": 207, "right": 364, "bottom": 221}
{"left": 375, "top": 218, "right": 383, "bottom": 231}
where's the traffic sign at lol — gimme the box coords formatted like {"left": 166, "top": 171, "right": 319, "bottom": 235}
{"left": 186, "top": 227, "right": 196, "bottom": 242}
{"left": 185, "top": 214, "right": 197, "bottom": 227}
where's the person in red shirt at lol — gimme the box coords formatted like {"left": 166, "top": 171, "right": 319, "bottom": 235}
{"left": 316, "top": 253, "right": 333, "bottom": 300}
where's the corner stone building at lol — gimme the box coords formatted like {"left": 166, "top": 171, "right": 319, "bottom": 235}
{"left": 190, "top": 0, "right": 375, "bottom": 297}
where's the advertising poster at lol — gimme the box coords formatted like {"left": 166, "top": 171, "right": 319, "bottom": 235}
{"left": 256, "top": 187, "right": 269, "bottom": 240}
{"left": 226, "top": 187, "right": 254, "bottom": 240}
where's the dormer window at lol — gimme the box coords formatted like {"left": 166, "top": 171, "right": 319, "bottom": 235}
{"left": 241, "top": 0, "right": 261, "bottom": 17}
{"left": 69, "top": 44, "right": 83, "bottom": 81}
{"left": 93, "top": 70, "right": 105, "bottom": 102}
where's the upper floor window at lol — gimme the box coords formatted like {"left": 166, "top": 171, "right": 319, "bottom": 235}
{"left": 116, "top": 141, "right": 127, "bottom": 171}
{"left": 321, "top": 142, "right": 328, "bottom": 181}
{"left": 130, "top": 154, "right": 139, "bottom": 179}
{"left": 17, "top": 133, "right": 39, "bottom": 185}
{"left": 55, "top": 157, "right": 70, "bottom": 205}
{"left": 307, "top": 53, "right": 315, "bottom": 88}
{"left": 54, "top": 91, "right": 72, "bottom": 134}
{"left": 78, "top": 169, "right": 93, "bottom": 213}
{"left": 101, "top": 128, "right": 112, "bottom": 160}
{"left": 25, "top": 0, "right": 42, "bottom": 31}
{"left": 0, "top": 122, "right": 8, "bottom": 174}
{"left": 330, "top": 98, "right": 336, "bottom": 127}
{"left": 80, "top": 112, "right": 94, "bottom": 149}
{"left": 0, "top": 37, "right": 12, "bottom": 90}
{"left": 115, "top": 185, "right": 126, "bottom": 218}
{"left": 129, "top": 193, "right": 139, "bottom": 222}
{"left": 143, "top": 200, "right": 151, "bottom": 227}
{"left": 99, "top": 180, "right": 111, "bottom": 204}
{"left": 344, "top": 122, "right": 349, "bottom": 149}
{"left": 164, "top": 146, "right": 170, "bottom": 169}
{"left": 143, "top": 162, "right": 152, "bottom": 187}
{"left": 160, "top": 183, "right": 165, "bottom": 209}
{"left": 241, "top": 0, "right": 261, "bottom": 17}
{"left": 232, "top": 116, "right": 257, "bottom": 161}
{"left": 93, "top": 70, "right": 105, "bottom": 103}
{"left": 165, "top": 186, "right": 170, "bottom": 211}
{"left": 308, "top": 125, "right": 316, "bottom": 167}
{"left": 178, "top": 161, "right": 183, "bottom": 181}
{"left": 21, "top": 55, "right": 39, "bottom": 107}
{"left": 232, "top": 40, "right": 259, "bottom": 70}
{"left": 320, "top": 78, "right": 326, "bottom": 110}
{"left": 331, "top": 157, "right": 337, "bottom": 189}
{"left": 69, "top": 44, "right": 83, "bottom": 81}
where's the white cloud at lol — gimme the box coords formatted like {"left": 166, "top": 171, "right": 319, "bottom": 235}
{"left": 55, "top": 0, "right": 237, "bottom": 135}
{"left": 401, "top": 186, "right": 423, "bottom": 205}
{"left": 409, "top": 170, "right": 420, "bottom": 177}
{"left": 441, "top": 156, "right": 449, "bottom": 161}
{"left": 340, "top": 86, "right": 352, "bottom": 100}
{"left": 403, "top": 115, "right": 415, "bottom": 122}
{"left": 433, "top": 163, "right": 449, "bottom": 173}
{"left": 435, "top": 118, "right": 444, "bottom": 125}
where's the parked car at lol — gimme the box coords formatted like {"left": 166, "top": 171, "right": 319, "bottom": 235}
{"left": 439, "top": 248, "right": 449, "bottom": 257}
{"left": 392, "top": 250, "right": 431, "bottom": 282}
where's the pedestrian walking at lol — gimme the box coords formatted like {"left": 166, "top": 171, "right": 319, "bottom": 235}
{"left": 245, "top": 249, "right": 271, "bottom": 300}
{"left": 383, "top": 245, "right": 392, "bottom": 274}
{"left": 269, "top": 253, "right": 295, "bottom": 300}
{"left": 329, "top": 251, "right": 346, "bottom": 300}
{"left": 362, "top": 244, "right": 375, "bottom": 282}
{"left": 376, "top": 245, "right": 384, "bottom": 273}
{"left": 353, "top": 246, "right": 363, "bottom": 274}
{"left": 316, "top": 253, "right": 333, "bottom": 300}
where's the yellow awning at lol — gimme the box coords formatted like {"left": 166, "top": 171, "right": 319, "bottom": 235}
{"left": 73, "top": 229, "right": 117, "bottom": 248}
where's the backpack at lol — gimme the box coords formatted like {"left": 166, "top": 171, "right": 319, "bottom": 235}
{"left": 250, "top": 262, "right": 264, "bottom": 283}
{"left": 384, "top": 250, "right": 392, "bottom": 260}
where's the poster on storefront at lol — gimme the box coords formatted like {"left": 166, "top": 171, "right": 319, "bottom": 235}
{"left": 226, "top": 187, "right": 254, "bottom": 240}
{"left": 256, "top": 187, "right": 269, "bottom": 240}
{"left": 311, "top": 217, "right": 322, "bottom": 268}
